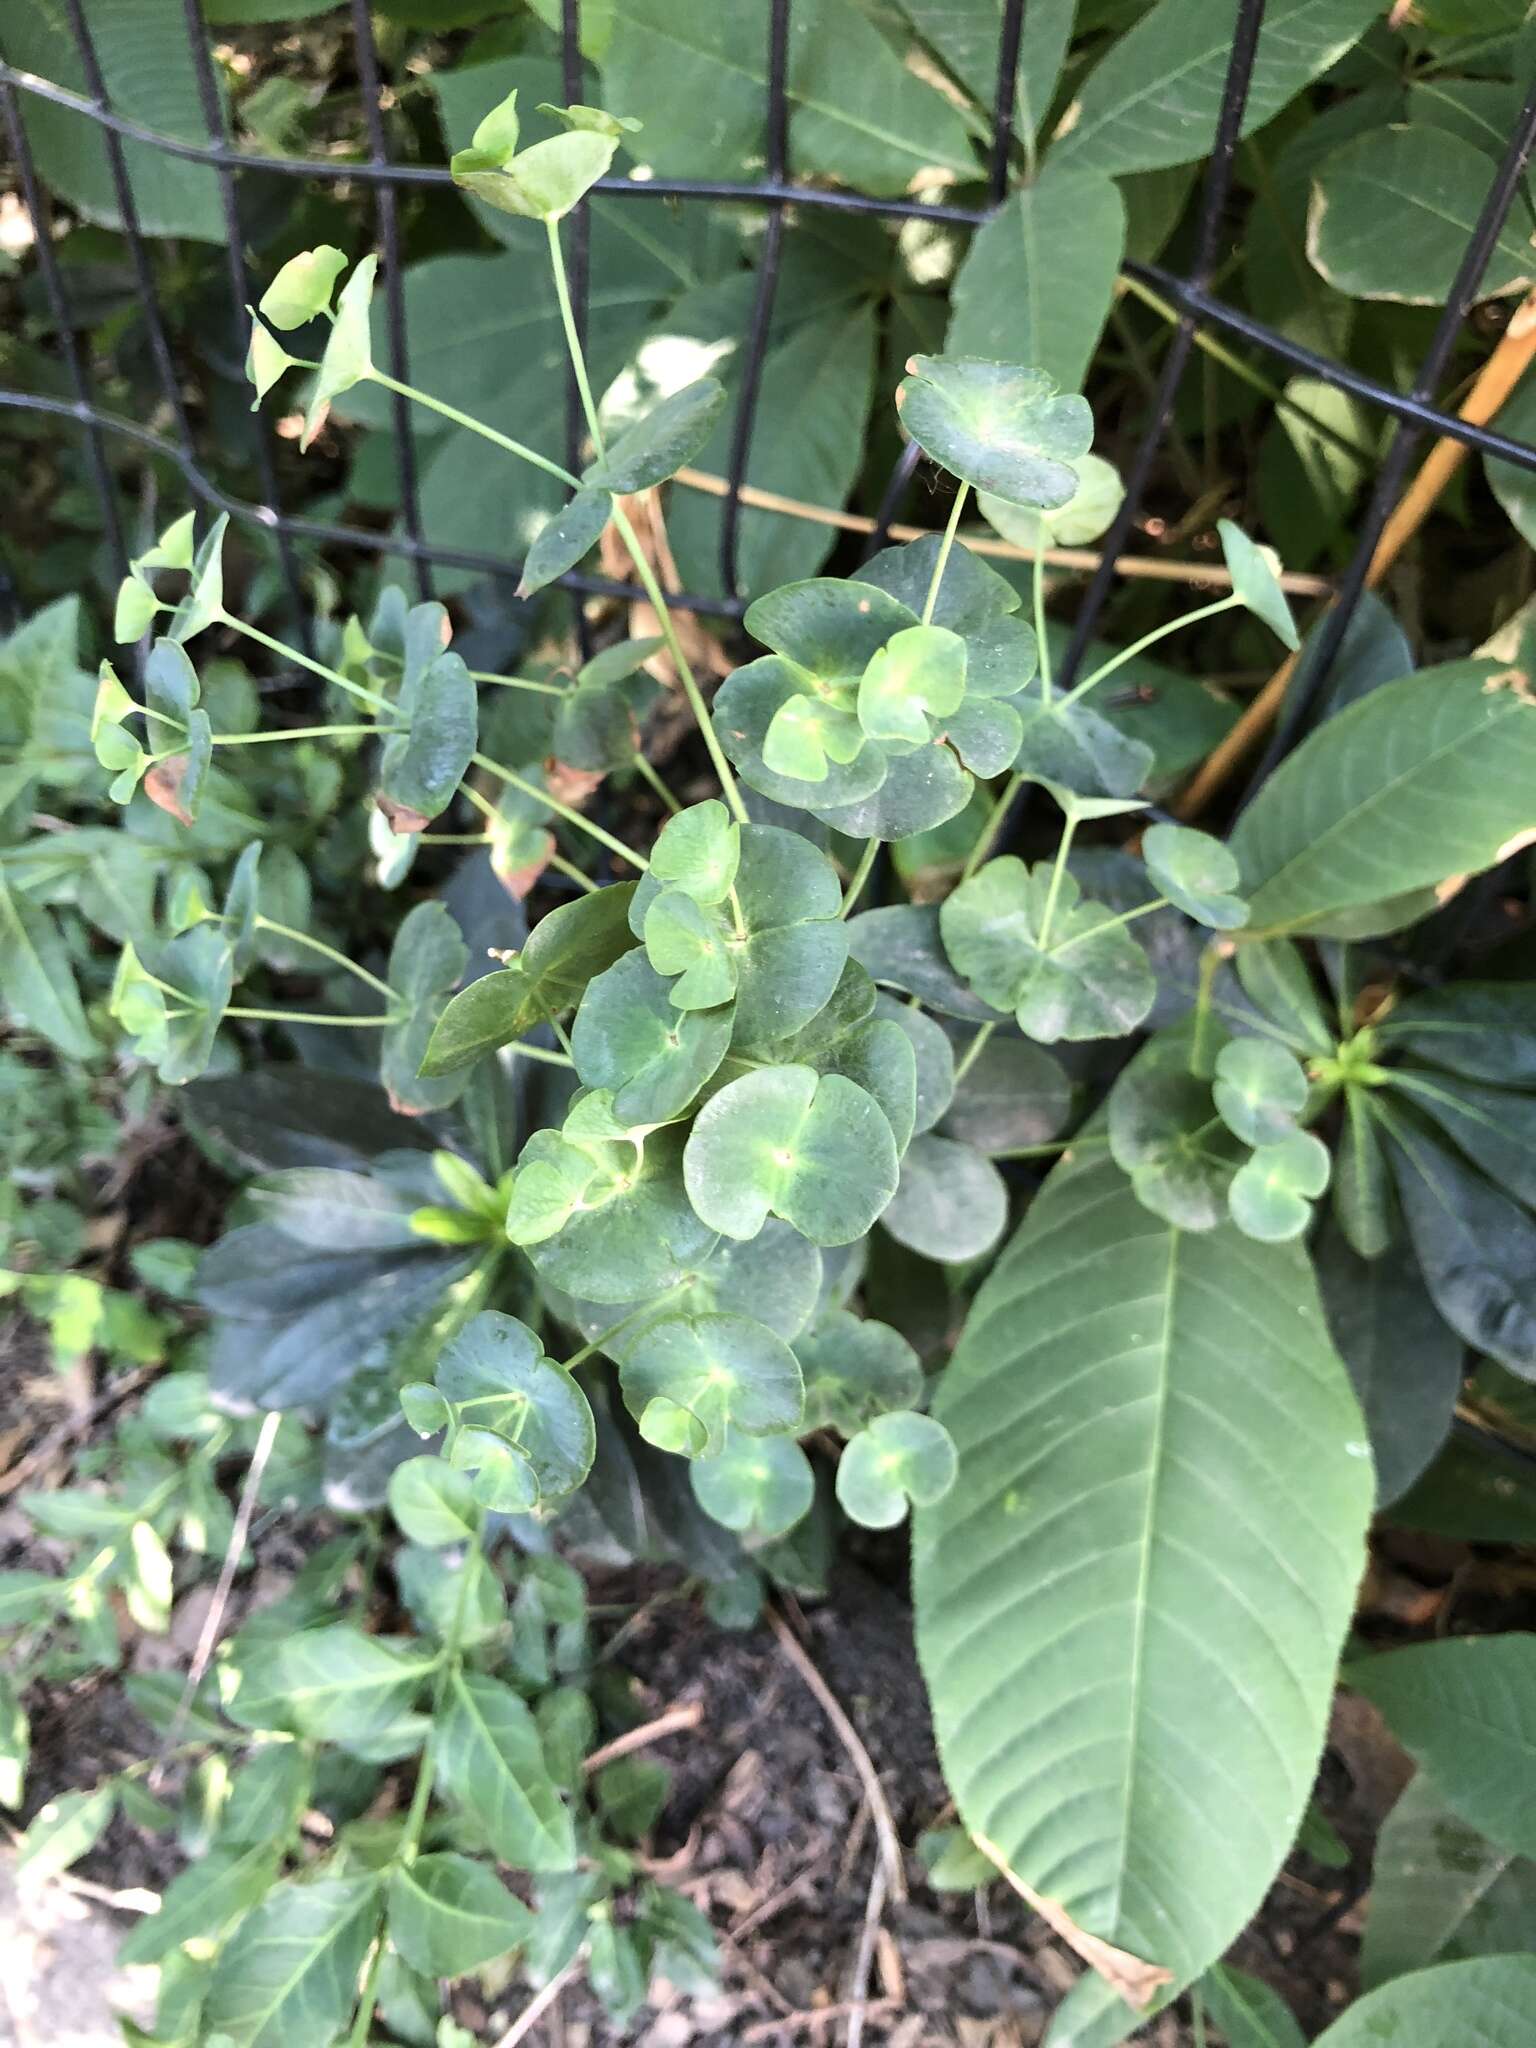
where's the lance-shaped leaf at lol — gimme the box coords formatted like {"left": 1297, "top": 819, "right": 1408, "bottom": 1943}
{"left": 571, "top": 948, "right": 731, "bottom": 1123}
{"left": 836, "top": 1411, "right": 957, "bottom": 1529}
{"left": 223, "top": 1626, "right": 435, "bottom": 1743}
{"left": 258, "top": 244, "right": 347, "bottom": 329}
{"left": 438, "top": 1669, "right": 576, "bottom": 1869}
{"left": 14, "top": 1786, "right": 116, "bottom": 1883}
{"left": 1218, "top": 520, "right": 1298, "bottom": 650}
{"left": 1360, "top": 1776, "right": 1536, "bottom": 1990}
{"left": 420, "top": 883, "right": 638, "bottom": 1077}
{"left": 684, "top": 1064, "right": 899, "bottom": 1245}
{"left": 619, "top": 1311, "right": 803, "bottom": 1458}
{"left": 1213, "top": 1037, "right": 1308, "bottom": 1147}
{"left": 896, "top": 354, "right": 1092, "bottom": 509}
{"left": 1231, "top": 661, "right": 1536, "bottom": 939}
{"left": 1229, "top": 1129, "right": 1330, "bottom": 1242}
{"left": 377, "top": 604, "right": 477, "bottom": 832}
{"left": 913, "top": 1145, "right": 1373, "bottom": 1992}
{"left": 163, "top": 516, "right": 227, "bottom": 646}
{"left": 383, "top": 899, "right": 468, "bottom": 1115}
{"left": 518, "top": 486, "right": 613, "bottom": 599}
{"left": 205, "top": 1874, "right": 381, "bottom": 2048}
{"left": 1108, "top": 1060, "right": 1233, "bottom": 1231}
{"left": 1390, "top": 1066, "right": 1536, "bottom": 1212}
{"left": 387, "top": 1853, "right": 532, "bottom": 1978}
{"left": 119, "top": 1839, "right": 280, "bottom": 1967}
{"left": 690, "top": 1430, "right": 814, "bottom": 1542}
{"left": 940, "top": 856, "right": 1156, "bottom": 1043}
{"left": 642, "top": 890, "right": 737, "bottom": 1009}
{"left": 1374, "top": 980, "right": 1536, "bottom": 1088}
{"left": 302, "top": 256, "right": 376, "bottom": 450}
{"left": 858, "top": 624, "right": 967, "bottom": 750}
{"left": 649, "top": 799, "right": 739, "bottom": 905}
{"left": 586, "top": 376, "right": 728, "bottom": 494}
{"left": 0, "top": 875, "right": 94, "bottom": 1059}
{"left": 1142, "top": 823, "right": 1249, "bottom": 930}
{"left": 435, "top": 1311, "right": 594, "bottom": 1506}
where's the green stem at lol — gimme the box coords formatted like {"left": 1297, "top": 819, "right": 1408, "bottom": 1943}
{"left": 993, "top": 1132, "right": 1110, "bottom": 1159}
{"left": 608, "top": 500, "right": 749, "bottom": 826}
{"left": 225, "top": 1006, "right": 395, "bottom": 1028}
{"left": 1033, "top": 546, "right": 1052, "bottom": 708}
{"left": 631, "top": 748, "right": 683, "bottom": 816}
{"left": 951, "top": 1018, "right": 995, "bottom": 1086}
{"left": 921, "top": 483, "right": 969, "bottom": 626}
{"left": 547, "top": 218, "right": 605, "bottom": 457}
{"left": 960, "top": 772, "right": 1022, "bottom": 882}
{"left": 253, "top": 916, "right": 396, "bottom": 1000}
{"left": 210, "top": 723, "right": 391, "bottom": 746}
{"left": 1190, "top": 941, "right": 1222, "bottom": 1078}
{"left": 504, "top": 1039, "right": 576, "bottom": 1068}
{"left": 218, "top": 614, "right": 393, "bottom": 717}
{"left": 840, "top": 838, "right": 880, "bottom": 917}
{"left": 549, "top": 850, "right": 600, "bottom": 894}
{"left": 1047, "top": 896, "right": 1164, "bottom": 958}
{"left": 1035, "top": 816, "right": 1079, "bottom": 955}
{"left": 472, "top": 753, "right": 649, "bottom": 871}
{"left": 1055, "top": 595, "right": 1242, "bottom": 714}
{"left": 366, "top": 368, "right": 578, "bottom": 489}
{"left": 470, "top": 671, "right": 566, "bottom": 697}
{"left": 564, "top": 1293, "right": 677, "bottom": 1372}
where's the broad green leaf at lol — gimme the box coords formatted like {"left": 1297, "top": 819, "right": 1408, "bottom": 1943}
{"left": 1233, "top": 939, "right": 1335, "bottom": 1055}
{"left": 1108, "top": 1061, "right": 1232, "bottom": 1231}
{"left": 836, "top": 1411, "right": 956, "bottom": 1528}
{"left": 813, "top": 731, "right": 974, "bottom": 843}
{"left": 825, "top": 1016, "right": 918, "bottom": 1154}
{"left": 587, "top": 376, "right": 727, "bottom": 493}
{"left": 1391, "top": 1067, "right": 1536, "bottom": 1209}
{"left": 914, "top": 1147, "right": 1373, "bottom": 1989}
{"left": 880, "top": 1133, "right": 1008, "bottom": 1261}
{"left": 1217, "top": 522, "right": 1299, "bottom": 651}
{"left": 947, "top": 167, "right": 1126, "bottom": 394}
{"left": 224, "top": 1627, "right": 435, "bottom": 1743}
{"left": 437, "top": 1312, "right": 594, "bottom": 1504}
{"left": 940, "top": 856, "right": 1157, "bottom": 1042}
{"left": 690, "top": 1431, "right": 814, "bottom": 1541}
{"left": 120, "top": 1839, "right": 279, "bottom": 1966}
{"left": 742, "top": 573, "right": 914, "bottom": 679}
{"left": 1212, "top": 1038, "right": 1308, "bottom": 1148}
{"left": 649, "top": 799, "right": 740, "bottom": 905}
{"left": 856, "top": 531, "right": 1023, "bottom": 635}
{"left": 387, "top": 1853, "right": 532, "bottom": 1977}
{"left": 599, "top": 0, "right": 977, "bottom": 192}
{"left": 1142, "top": 822, "right": 1248, "bottom": 930}
{"left": 894, "top": 0, "right": 1075, "bottom": 153}
{"left": 1231, "top": 662, "right": 1536, "bottom": 939}
{"left": 1308, "top": 126, "right": 1536, "bottom": 305}
{"left": 1051, "top": 0, "right": 1382, "bottom": 179}
{"left": 571, "top": 949, "right": 731, "bottom": 1124}
{"left": 387, "top": 1457, "right": 479, "bottom": 1546}
{"left": 438, "top": 1670, "right": 576, "bottom": 1870}
{"left": 0, "top": 0, "right": 221, "bottom": 239}
{"left": 619, "top": 1312, "right": 803, "bottom": 1457}
{"left": 1228, "top": 1129, "right": 1330, "bottom": 1242}
{"left": 1198, "top": 1966, "right": 1305, "bottom": 2048}
{"left": 1345, "top": 1637, "right": 1536, "bottom": 1861}
{"left": 1014, "top": 688, "right": 1153, "bottom": 802}
{"left": 795, "top": 1310, "right": 922, "bottom": 1433}
{"left": 883, "top": 997, "right": 956, "bottom": 1137}
{"left": 1376, "top": 981, "right": 1536, "bottom": 1087}
{"left": 15, "top": 1784, "right": 116, "bottom": 1882}
{"left": 518, "top": 487, "right": 613, "bottom": 599}
{"left": 205, "top": 1874, "right": 382, "bottom": 2048}
{"left": 897, "top": 355, "right": 1092, "bottom": 510}
{"left": 1312, "top": 1956, "right": 1536, "bottom": 2047}
{"left": 1363, "top": 1774, "right": 1536, "bottom": 1991}
{"left": 684, "top": 1065, "right": 899, "bottom": 1245}
{"left": 1381, "top": 1108, "right": 1536, "bottom": 1376}
{"left": 0, "top": 874, "right": 94, "bottom": 1058}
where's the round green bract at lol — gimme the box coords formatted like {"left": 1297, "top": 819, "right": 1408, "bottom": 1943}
{"left": 835, "top": 1412, "right": 957, "bottom": 1528}
{"left": 1142, "top": 823, "right": 1249, "bottom": 931}
{"left": 436, "top": 1311, "right": 595, "bottom": 1501}
{"left": 795, "top": 1310, "right": 923, "bottom": 1433}
{"left": 619, "top": 1312, "right": 804, "bottom": 1459}
{"left": 1213, "top": 1037, "right": 1309, "bottom": 1148}
{"left": 571, "top": 948, "right": 731, "bottom": 1122}
{"left": 690, "top": 1432, "right": 815, "bottom": 1541}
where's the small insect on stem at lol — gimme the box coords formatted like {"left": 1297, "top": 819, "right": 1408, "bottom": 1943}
{"left": 1105, "top": 684, "right": 1160, "bottom": 708}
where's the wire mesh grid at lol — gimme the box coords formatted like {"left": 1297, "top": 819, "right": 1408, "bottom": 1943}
{"left": 4, "top": 0, "right": 1536, "bottom": 771}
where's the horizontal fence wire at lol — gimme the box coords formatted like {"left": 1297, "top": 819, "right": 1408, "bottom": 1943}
{"left": 2, "top": 0, "right": 1536, "bottom": 778}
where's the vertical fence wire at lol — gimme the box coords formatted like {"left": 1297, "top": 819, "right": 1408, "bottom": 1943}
{"left": 350, "top": 0, "right": 431, "bottom": 603}
{"left": 0, "top": 76, "right": 127, "bottom": 579}
{"left": 180, "top": 0, "right": 312, "bottom": 650}
{"left": 1249, "top": 72, "right": 1536, "bottom": 784}
{"left": 59, "top": 0, "right": 195, "bottom": 468}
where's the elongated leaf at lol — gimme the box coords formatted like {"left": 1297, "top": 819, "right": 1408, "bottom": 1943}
{"left": 600, "top": 0, "right": 977, "bottom": 192}
{"left": 15, "top": 1784, "right": 116, "bottom": 1882}
{"left": 896, "top": 0, "right": 1075, "bottom": 152}
{"left": 1230, "top": 662, "right": 1536, "bottom": 938}
{"left": 913, "top": 1145, "right": 1373, "bottom": 1989}
{"left": 1376, "top": 982, "right": 1536, "bottom": 1088}
{"left": 120, "top": 1840, "right": 280, "bottom": 1966}
{"left": 1051, "top": 0, "right": 1381, "bottom": 179}
{"left": 387, "top": 1853, "right": 531, "bottom": 1977}
{"left": 1308, "top": 126, "right": 1535, "bottom": 305}
{"left": 1345, "top": 1636, "right": 1536, "bottom": 1862}
{"left": 1312, "top": 1955, "right": 1536, "bottom": 2047}
{"left": 0, "top": 875, "right": 94, "bottom": 1058}
{"left": 1362, "top": 1776, "right": 1536, "bottom": 1991}
{"left": 205, "top": 1874, "right": 382, "bottom": 2048}
{"left": 1198, "top": 1965, "right": 1304, "bottom": 2048}
{"left": 947, "top": 166, "right": 1125, "bottom": 394}
{"left": 224, "top": 1627, "right": 435, "bottom": 1743}
{"left": 437, "top": 1670, "right": 576, "bottom": 1871}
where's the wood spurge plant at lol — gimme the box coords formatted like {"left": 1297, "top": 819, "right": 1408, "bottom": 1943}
{"left": 6, "top": 23, "right": 1536, "bottom": 2048}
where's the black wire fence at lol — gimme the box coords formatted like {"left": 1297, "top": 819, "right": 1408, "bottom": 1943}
{"left": 4, "top": 0, "right": 1536, "bottom": 769}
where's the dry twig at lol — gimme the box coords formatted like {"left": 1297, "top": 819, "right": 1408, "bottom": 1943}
{"left": 580, "top": 1700, "right": 705, "bottom": 1775}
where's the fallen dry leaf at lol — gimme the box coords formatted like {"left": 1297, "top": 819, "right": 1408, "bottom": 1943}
{"left": 972, "top": 1834, "right": 1172, "bottom": 2009}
